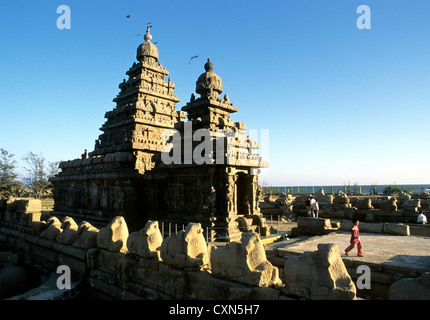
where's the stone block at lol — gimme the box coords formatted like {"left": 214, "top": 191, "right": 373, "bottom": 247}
{"left": 298, "top": 217, "right": 332, "bottom": 229}
{"left": 359, "top": 222, "right": 383, "bottom": 234}
{"left": 383, "top": 223, "right": 410, "bottom": 236}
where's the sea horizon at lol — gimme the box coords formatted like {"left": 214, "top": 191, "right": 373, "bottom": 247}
{"left": 263, "top": 184, "right": 430, "bottom": 195}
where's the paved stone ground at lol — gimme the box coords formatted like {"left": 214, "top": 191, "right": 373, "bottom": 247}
{"left": 268, "top": 231, "right": 430, "bottom": 273}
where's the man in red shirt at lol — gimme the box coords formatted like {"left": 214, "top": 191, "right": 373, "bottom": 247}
{"left": 345, "top": 218, "right": 363, "bottom": 257}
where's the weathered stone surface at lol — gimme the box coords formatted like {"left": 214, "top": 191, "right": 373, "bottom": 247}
{"left": 283, "top": 243, "right": 356, "bottom": 300}
{"left": 40, "top": 217, "right": 63, "bottom": 240}
{"left": 56, "top": 216, "right": 79, "bottom": 245}
{"left": 73, "top": 221, "right": 99, "bottom": 249}
{"left": 398, "top": 191, "right": 411, "bottom": 201}
{"left": 333, "top": 192, "right": 350, "bottom": 205}
{"left": 294, "top": 217, "right": 338, "bottom": 236}
{"left": 314, "top": 188, "right": 333, "bottom": 204}
{"left": 389, "top": 272, "right": 430, "bottom": 300}
{"left": 97, "top": 216, "right": 129, "bottom": 253}
{"left": 351, "top": 198, "right": 373, "bottom": 210}
{"left": 380, "top": 198, "right": 397, "bottom": 211}
{"left": 208, "top": 232, "right": 281, "bottom": 287}
{"left": 7, "top": 199, "right": 41, "bottom": 214}
{"left": 160, "top": 222, "right": 208, "bottom": 268}
{"left": 127, "top": 220, "right": 162, "bottom": 259}
{"left": 0, "top": 266, "right": 29, "bottom": 299}
{"left": 400, "top": 199, "right": 420, "bottom": 212}
{"left": 298, "top": 217, "right": 332, "bottom": 229}
{"left": 383, "top": 223, "right": 410, "bottom": 236}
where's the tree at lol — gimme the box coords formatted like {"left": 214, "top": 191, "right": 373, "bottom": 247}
{"left": 22, "top": 152, "right": 50, "bottom": 198}
{"left": 0, "top": 148, "right": 19, "bottom": 198}
{"left": 22, "top": 152, "right": 60, "bottom": 198}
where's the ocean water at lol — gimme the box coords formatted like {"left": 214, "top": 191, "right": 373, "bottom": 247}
{"left": 264, "top": 184, "right": 430, "bottom": 195}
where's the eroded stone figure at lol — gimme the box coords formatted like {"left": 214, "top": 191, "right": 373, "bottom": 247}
{"left": 127, "top": 220, "right": 163, "bottom": 259}
{"left": 40, "top": 217, "right": 63, "bottom": 240}
{"left": 208, "top": 232, "right": 281, "bottom": 287}
{"left": 97, "top": 216, "right": 129, "bottom": 253}
{"left": 160, "top": 222, "right": 208, "bottom": 268}
{"left": 56, "top": 216, "right": 79, "bottom": 245}
{"left": 73, "top": 221, "right": 99, "bottom": 249}
{"left": 283, "top": 243, "right": 356, "bottom": 300}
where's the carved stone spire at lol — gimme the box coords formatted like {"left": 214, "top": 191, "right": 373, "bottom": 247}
{"left": 196, "top": 58, "right": 223, "bottom": 99}
{"left": 137, "top": 24, "right": 159, "bottom": 63}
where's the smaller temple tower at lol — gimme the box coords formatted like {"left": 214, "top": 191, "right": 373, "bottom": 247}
{"left": 159, "top": 58, "right": 268, "bottom": 240}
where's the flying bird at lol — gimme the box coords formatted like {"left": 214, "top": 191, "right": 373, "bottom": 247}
{"left": 189, "top": 55, "right": 199, "bottom": 64}
{"left": 126, "top": 15, "right": 130, "bottom": 18}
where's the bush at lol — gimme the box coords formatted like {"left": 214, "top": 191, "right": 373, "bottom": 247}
{"left": 383, "top": 185, "right": 412, "bottom": 195}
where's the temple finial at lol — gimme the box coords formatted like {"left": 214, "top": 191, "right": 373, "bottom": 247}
{"left": 144, "top": 23, "right": 152, "bottom": 42}
{"left": 204, "top": 58, "right": 214, "bottom": 72}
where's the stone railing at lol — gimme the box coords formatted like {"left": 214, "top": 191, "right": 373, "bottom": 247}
{"left": 0, "top": 198, "right": 357, "bottom": 300}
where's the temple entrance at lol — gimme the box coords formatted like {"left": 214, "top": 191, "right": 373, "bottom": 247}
{"left": 236, "top": 172, "right": 248, "bottom": 216}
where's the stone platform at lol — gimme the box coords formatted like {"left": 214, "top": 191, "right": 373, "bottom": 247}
{"left": 266, "top": 231, "right": 430, "bottom": 299}
{"left": 269, "top": 231, "right": 430, "bottom": 272}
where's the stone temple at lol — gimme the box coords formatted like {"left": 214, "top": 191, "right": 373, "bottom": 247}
{"left": 51, "top": 25, "right": 268, "bottom": 240}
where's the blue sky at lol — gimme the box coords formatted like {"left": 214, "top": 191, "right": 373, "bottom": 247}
{"left": 0, "top": 0, "right": 429, "bottom": 187}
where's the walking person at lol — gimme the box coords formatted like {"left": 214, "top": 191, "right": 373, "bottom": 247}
{"left": 311, "top": 199, "right": 319, "bottom": 218}
{"left": 345, "top": 218, "right": 363, "bottom": 257}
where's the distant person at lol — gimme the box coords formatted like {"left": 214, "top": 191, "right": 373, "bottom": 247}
{"left": 311, "top": 199, "right": 319, "bottom": 218}
{"left": 417, "top": 210, "right": 428, "bottom": 224}
{"left": 305, "top": 197, "right": 311, "bottom": 217}
{"left": 345, "top": 218, "right": 363, "bottom": 257}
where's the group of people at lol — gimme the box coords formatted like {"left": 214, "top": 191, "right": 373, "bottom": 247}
{"left": 305, "top": 196, "right": 319, "bottom": 218}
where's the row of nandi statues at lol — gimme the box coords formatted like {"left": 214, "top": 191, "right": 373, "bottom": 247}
{"left": 31, "top": 214, "right": 282, "bottom": 288}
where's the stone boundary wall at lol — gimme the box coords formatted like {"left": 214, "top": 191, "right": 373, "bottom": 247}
{"left": 0, "top": 199, "right": 357, "bottom": 300}
{"left": 262, "top": 191, "right": 430, "bottom": 225}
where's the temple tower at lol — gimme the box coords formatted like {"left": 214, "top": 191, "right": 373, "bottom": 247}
{"left": 51, "top": 28, "right": 268, "bottom": 239}
{"left": 91, "top": 24, "right": 186, "bottom": 173}
{"left": 52, "top": 26, "right": 185, "bottom": 229}
{"left": 160, "top": 59, "right": 268, "bottom": 240}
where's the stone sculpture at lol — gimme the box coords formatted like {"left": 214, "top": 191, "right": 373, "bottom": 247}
{"left": 313, "top": 188, "right": 333, "bottom": 204}
{"left": 73, "top": 221, "right": 99, "bottom": 249}
{"left": 56, "top": 216, "right": 79, "bottom": 245}
{"left": 351, "top": 197, "right": 373, "bottom": 210}
{"left": 127, "top": 220, "right": 163, "bottom": 259}
{"left": 96, "top": 216, "right": 129, "bottom": 253}
{"left": 40, "top": 217, "right": 63, "bottom": 240}
{"left": 381, "top": 198, "right": 397, "bottom": 211}
{"left": 389, "top": 272, "right": 430, "bottom": 300}
{"left": 208, "top": 232, "right": 281, "bottom": 287}
{"left": 333, "top": 192, "right": 351, "bottom": 207}
{"left": 160, "top": 222, "right": 209, "bottom": 269}
{"left": 283, "top": 243, "right": 356, "bottom": 300}
{"left": 401, "top": 199, "right": 420, "bottom": 212}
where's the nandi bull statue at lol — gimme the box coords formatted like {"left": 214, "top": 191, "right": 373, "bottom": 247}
{"left": 160, "top": 222, "right": 209, "bottom": 269}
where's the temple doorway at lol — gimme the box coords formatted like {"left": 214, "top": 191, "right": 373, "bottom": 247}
{"left": 236, "top": 172, "right": 248, "bottom": 216}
